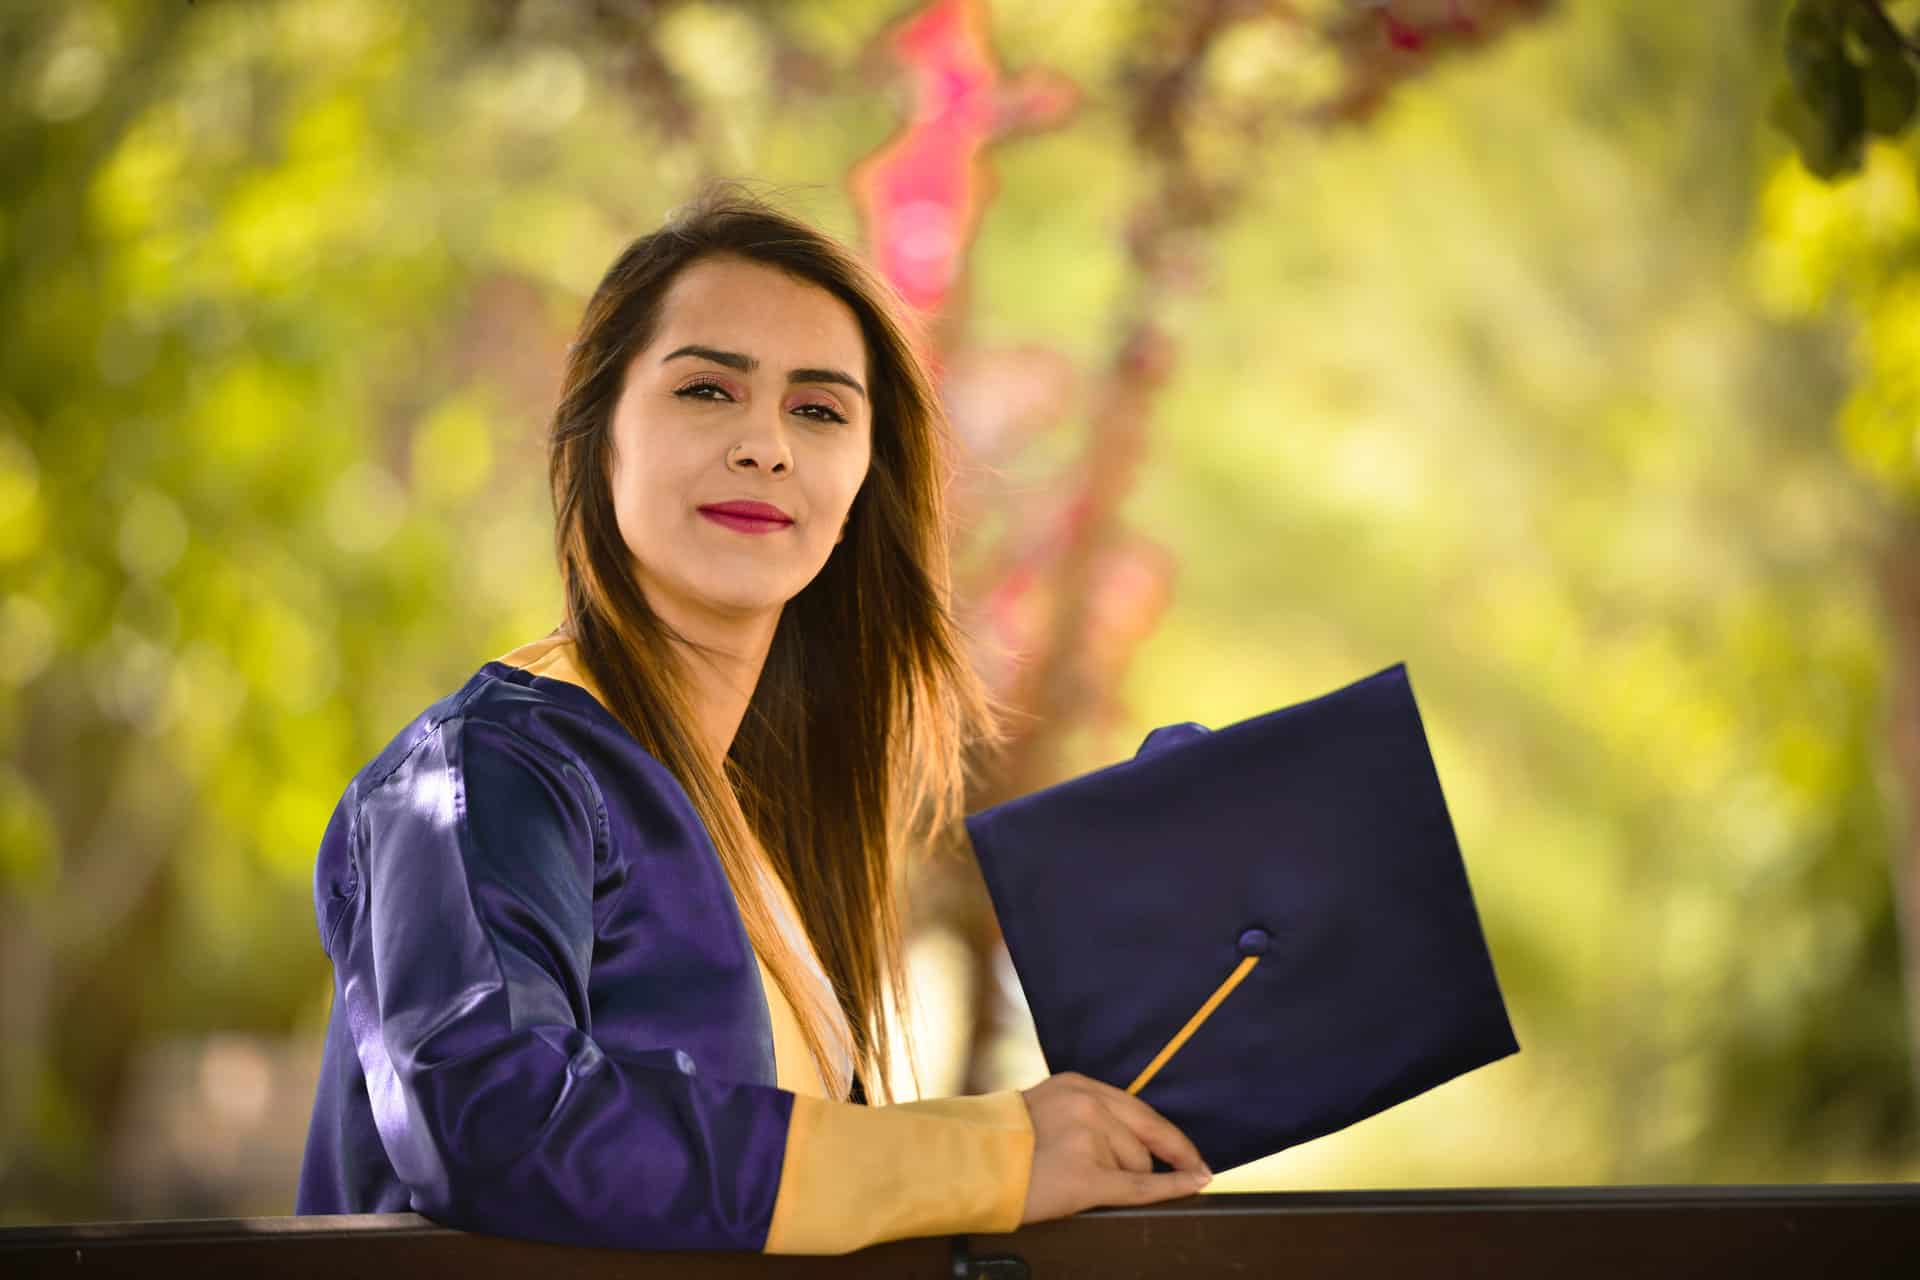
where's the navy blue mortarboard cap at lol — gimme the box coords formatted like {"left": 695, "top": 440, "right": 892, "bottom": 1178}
{"left": 963, "top": 663, "right": 1518, "bottom": 1173}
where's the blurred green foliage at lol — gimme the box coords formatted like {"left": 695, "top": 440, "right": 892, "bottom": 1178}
{"left": 1757, "top": 116, "right": 1920, "bottom": 509}
{"left": 0, "top": 0, "right": 1914, "bottom": 1222}
{"left": 1122, "top": 0, "right": 1914, "bottom": 1187}
{"left": 1775, "top": 0, "right": 1920, "bottom": 179}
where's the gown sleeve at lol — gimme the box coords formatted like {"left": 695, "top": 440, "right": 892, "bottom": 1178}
{"left": 326, "top": 709, "right": 1032, "bottom": 1253}
{"left": 765, "top": 1089, "right": 1034, "bottom": 1253}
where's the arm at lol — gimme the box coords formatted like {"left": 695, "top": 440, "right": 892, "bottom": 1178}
{"left": 341, "top": 713, "right": 786, "bottom": 1248}
{"left": 336, "top": 711, "right": 1034, "bottom": 1253}
{"left": 767, "top": 1090, "right": 1033, "bottom": 1253}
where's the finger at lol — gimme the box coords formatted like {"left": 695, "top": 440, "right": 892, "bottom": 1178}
{"left": 1103, "top": 1122, "right": 1154, "bottom": 1175}
{"left": 1103, "top": 1167, "right": 1211, "bottom": 1208}
{"left": 1092, "top": 1086, "right": 1209, "bottom": 1174}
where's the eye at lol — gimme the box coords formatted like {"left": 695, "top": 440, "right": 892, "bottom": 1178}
{"left": 794, "top": 402, "right": 848, "bottom": 424}
{"left": 674, "top": 379, "right": 733, "bottom": 403}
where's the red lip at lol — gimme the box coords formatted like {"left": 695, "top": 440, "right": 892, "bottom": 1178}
{"left": 698, "top": 500, "right": 793, "bottom": 535}
{"left": 699, "top": 500, "right": 792, "bottom": 523}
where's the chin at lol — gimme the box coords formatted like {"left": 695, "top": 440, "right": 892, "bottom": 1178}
{"left": 686, "top": 564, "right": 818, "bottom": 617}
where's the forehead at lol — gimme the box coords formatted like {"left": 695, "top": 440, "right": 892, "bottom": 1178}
{"left": 649, "top": 254, "right": 869, "bottom": 377}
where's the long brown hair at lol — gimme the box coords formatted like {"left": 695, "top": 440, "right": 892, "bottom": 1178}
{"left": 546, "top": 183, "right": 997, "bottom": 1102}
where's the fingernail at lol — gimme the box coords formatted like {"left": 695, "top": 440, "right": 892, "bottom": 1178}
{"left": 1191, "top": 1169, "right": 1212, "bottom": 1186}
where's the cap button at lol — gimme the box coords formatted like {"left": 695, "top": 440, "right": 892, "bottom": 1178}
{"left": 1237, "top": 927, "right": 1270, "bottom": 957}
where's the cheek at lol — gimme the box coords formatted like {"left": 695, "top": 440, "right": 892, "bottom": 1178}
{"left": 610, "top": 430, "right": 696, "bottom": 530}
{"left": 607, "top": 448, "right": 647, "bottom": 541}
{"left": 832, "top": 438, "right": 873, "bottom": 516}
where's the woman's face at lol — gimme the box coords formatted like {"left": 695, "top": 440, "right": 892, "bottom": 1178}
{"left": 609, "top": 254, "right": 873, "bottom": 633}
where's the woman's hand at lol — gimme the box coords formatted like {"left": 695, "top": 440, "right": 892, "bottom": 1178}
{"left": 1018, "top": 1072, "right": 1212, "bottom": 1224}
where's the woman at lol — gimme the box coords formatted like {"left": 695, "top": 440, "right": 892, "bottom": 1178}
{"left": 294, "top": 185, "right": 1210, "bottom": 1254}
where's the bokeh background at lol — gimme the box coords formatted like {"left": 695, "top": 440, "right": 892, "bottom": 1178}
{"left": 5, "top": 0, "right": 1920, "bottom": 1224}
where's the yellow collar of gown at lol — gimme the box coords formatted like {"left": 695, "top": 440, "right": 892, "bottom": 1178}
{"left": 495, "top": 633, "right": 611, "bottom": 710}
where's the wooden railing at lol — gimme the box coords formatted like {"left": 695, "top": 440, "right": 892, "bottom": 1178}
{"left": 4, "top": 1185, "right": 1917, "bottom": 1277}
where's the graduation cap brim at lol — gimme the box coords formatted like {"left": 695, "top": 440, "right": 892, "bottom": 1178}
{"left": 963, "top": 663, "right": 1517, "bottom": 1174}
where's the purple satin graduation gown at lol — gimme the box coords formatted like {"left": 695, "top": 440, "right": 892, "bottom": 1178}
{"left": 294, "top": 661, "right": 800, "bottom": 1249}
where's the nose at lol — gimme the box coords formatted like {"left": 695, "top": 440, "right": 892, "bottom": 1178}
{"left": 725, "top": 439, "right": 791, "bottom": 476}
{"left": 724, "top": 419, "right": 793, "bottom": 477}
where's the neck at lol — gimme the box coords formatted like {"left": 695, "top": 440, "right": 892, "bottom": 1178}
{"left": 654, "top": 600, "right": 782, "bottom": 773}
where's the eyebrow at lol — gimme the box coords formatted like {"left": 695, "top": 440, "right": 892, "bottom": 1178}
{"left": 662, "top": 344, "right": 867, "bottom": 402}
